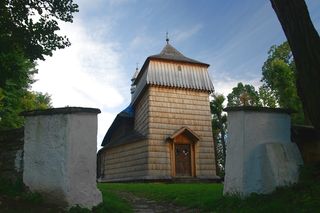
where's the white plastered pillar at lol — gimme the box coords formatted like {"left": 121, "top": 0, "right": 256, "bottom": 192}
{"left": 22, "top": 107, "right": 102, "bottom": 209}
{"left": 223, "top": 106, "right": 303, "bottom": 197}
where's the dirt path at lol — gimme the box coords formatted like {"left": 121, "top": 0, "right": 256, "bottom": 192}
{"left": 116, "top": 191, "right": 199, "bottom": 213}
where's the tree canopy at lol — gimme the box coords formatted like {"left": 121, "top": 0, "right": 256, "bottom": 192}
{"left": 226, "top": 42, "right": 306, "bottom": 124}
{"left": 0, "top": 0, "right": 79, "bottom": 61}
{"left": 270, "top": 0, "right": 320, "bottom": 130}
{"left": 0, "top": 0, "right": 78, "bottom": 129}
{"left": 227, "top": 82, "right": 261, "bottom": 107}
{"left": 261, "top": 42, "right": 305, "bottom": 124}
{"left": 210, "top": 93, "right": 227, "bottom": 176}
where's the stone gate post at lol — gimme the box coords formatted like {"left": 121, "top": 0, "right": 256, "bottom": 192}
{"left": 22, "top": 107, "right": 102, "bottom": 209}
{"left": 223, "top": 106, "right": 303, "bottom": 197}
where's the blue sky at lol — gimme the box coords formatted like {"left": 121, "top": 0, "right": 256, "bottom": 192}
{"left": 32, "top": 0, "right": 320, "bottom": 149}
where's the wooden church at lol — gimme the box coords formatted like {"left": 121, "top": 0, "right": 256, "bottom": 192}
{"left": 97, "top": 38, "right": 218, "bottom": 182}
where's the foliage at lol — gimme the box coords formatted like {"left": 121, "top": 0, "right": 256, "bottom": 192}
{"left": 271, "top": 0, "right": 320, "bottom": 131}
{"left": 0, "top": 178, "right": 25, "bottom": 197}
{"left": 0, "top": 0, "right": 79, "bottom": 61}
{"left": 0, "top": 0, "right": 76, "bottom": 129}
{"left": 0, "top": 89, "right": 52, "bottom": 130}
{"left": 258, "top": 85, "right": 277, "bottom": 108}
{"left": 0, "top": 178, "right": 65, "bottom": 212}
{"left": 227, "top": 82, "right": 261, "bottom": 107}
{"left": 261, "top": 41, "right": 305, "bottom": 124}
{"left": 226, "top": 42, "right": 306, "bottom": 124}
{"left": 210, "top": 93, "right": 227, "bottom": 176}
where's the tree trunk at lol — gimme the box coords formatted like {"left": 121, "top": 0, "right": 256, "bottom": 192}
{"left": 271, "top": 0, "right": 320, "bottom": 131}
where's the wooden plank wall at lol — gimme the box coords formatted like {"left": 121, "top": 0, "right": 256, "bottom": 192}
{"left": 101, "top": 140, "right": 148, "bottom": 181}
{"left": 148, "top": 86, "right": 216, "bottom": 178}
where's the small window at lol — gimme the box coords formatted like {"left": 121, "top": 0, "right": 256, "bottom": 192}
{"left": 177, "top": 65, "right": 182, "bottom": 71}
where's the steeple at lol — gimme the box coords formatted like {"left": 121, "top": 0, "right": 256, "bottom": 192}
{"left": 166, "top": 32, "right": 169, "bottom": 44}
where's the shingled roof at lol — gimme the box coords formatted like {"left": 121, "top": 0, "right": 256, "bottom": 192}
{"left": 148, "top": 43, "right": 209, "bottom": 66}
{"left": 101, "top": 106, "right": 146, "bottom": 147}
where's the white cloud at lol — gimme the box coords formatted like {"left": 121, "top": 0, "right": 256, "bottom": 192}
{"left": 97, "top": 112, "right": 117, "bottom": 150}
{"left": 32, "top": 19, "right": 127, "bottom": 150}
{"left": 211, "top": 72, "right": 261, "bottom": 98}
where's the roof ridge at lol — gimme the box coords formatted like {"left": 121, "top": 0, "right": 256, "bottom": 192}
{"left": 148, "top": 43, "right": 209, "bottom": 66}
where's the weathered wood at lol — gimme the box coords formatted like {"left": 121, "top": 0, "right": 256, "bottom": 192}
{"left": 148, "top": 86, "right": 216, "bottom": 178}
{"left": 101, "top": 140, "right": 148, "bottom": 181}
{"left": 134, "top": 89, "right": 150, "bottom": 135}
{"left": 100, "top": 61, "right": 217, "bottom": 181}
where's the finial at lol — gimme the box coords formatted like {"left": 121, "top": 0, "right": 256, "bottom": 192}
{"left": 166, "top": 31, "right": 169, "bottom": 44}
{"left": 136, "top": 62, "right": 139, "bottom": 71}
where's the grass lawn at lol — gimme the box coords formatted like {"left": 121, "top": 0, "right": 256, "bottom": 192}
{"left": 98, "top": 165, "right": 320, "bottom": 212}
{"left": 0, "top": 165, "right": 319, "bottom": 212}
{"left": 98, "top": 182, "right": 223, "bottom": 211}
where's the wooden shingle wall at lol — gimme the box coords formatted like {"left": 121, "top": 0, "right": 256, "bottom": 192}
{"left": 148, "top": 86, "right": 216, "bottom": 179}
{"left": 99, "top": 89, "right": 151, "bottom": 182}
{"left": 134, "top": 88, "right": 149, "bottom": 136}
{"left": 101, "top": 140, "right": 148, "bottom": 181}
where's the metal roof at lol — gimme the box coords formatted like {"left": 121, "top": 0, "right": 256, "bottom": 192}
{"left": 146, "top": 61, "right": 214, "bottom": 91}
{"left": 131, "top": 42, "right": 214, "bottom": 103}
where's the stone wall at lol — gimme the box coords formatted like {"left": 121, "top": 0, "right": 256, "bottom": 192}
{"left": 148, "top": 86, "right": 217, "bottom": 179}
{"left": 0, "top": 128, "right": 24, "bottom": 182}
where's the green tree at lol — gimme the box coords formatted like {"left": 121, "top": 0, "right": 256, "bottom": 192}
{"left": 270, "top": 0, "right": 320, "bottom": 130}
{"left": 261, "top": 42, "right": 305, "bottom": 124}
{"left": 210, "top": 94, "right": 227, "bottom": 177}
{"left": 258, "top": 85, "right": 277, "bottom": 108}
{"left": 0, "top": 91, "right": 52, "bottom": 129}
{"left": 0, "top": 0, "right": 79, "bottom": 61}
{"left": 0, "top": 0, "right": 78, "bottom": 129}
{"left": 227, "top": 82, "right": 261, "bottom": 107}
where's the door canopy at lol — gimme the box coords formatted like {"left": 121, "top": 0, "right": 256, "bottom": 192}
{"left": 167, "top": 127, "right": 200, "bottom": 143}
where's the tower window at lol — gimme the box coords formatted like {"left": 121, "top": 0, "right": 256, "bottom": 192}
{"left": 177, "top": 65, "right": 182, "bottom": 71}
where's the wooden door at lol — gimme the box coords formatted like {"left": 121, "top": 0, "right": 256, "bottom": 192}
{"left": 175, "top": 144, "right": 191, "bottom": 176}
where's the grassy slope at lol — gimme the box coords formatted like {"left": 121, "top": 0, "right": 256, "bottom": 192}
{"left": 93, "top": 186, "right": 132, "bottom": 213}
{"left": 1, "top": 165, "right": 319, "bottom": 212}
{"left": 99, "top": 183, "right": 223, "bottom": 211}
{"left": 99, "top": 165, "right": 320, "bottom": 212}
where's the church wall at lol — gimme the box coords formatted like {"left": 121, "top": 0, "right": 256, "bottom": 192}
{"left": 99, "top": 140, "right": 148, "bottom": 182}
{"left": 147, "top": 86, "right": 217, "bottom": 179}
{"left": 99, "top": 89, "right": 151, "bottom": 182}
{"left": 134, "top": 88, "right": 149, "bottom": 136}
